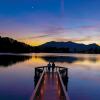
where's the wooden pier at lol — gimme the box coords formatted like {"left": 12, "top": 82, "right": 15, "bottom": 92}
{"left": 30, "top": 66, "right": 70, "bottom": 100}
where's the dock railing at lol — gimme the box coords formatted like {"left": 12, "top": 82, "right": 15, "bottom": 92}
{"left": 30, "top": 66, "right": 70, "bottom": 100}
{"left": 30, "top": 70, "right": 45, "bottom": 100}
{"left": 57, "top": 69, "right": 70, "bottom": 100}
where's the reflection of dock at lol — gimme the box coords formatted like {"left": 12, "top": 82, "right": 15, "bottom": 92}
{"left": 30, "top": 66, "right": 69, "bottom": 100}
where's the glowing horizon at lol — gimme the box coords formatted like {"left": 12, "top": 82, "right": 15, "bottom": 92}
{"left": 18, "top": 38, "right": 100, "bottom": 46}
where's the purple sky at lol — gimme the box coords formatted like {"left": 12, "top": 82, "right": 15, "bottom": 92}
{"left": 0, "top": 0, "right": 100, "bottom": 45}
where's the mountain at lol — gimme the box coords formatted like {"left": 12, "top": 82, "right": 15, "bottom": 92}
{"left": 35, "top": 41, "right": 100, "bottom": 53}
{"left": 0, "top": 36, "right": 100, "bottom": 54}
{"left": 39, "top": 41, "right": 86, "bottom": 49}
{"left": 0, "top": 36, "right": 33, "bottom": 53}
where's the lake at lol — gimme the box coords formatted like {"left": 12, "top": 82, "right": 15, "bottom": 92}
{"left": 0, "top": 53, "right": 100, "bottom": 100}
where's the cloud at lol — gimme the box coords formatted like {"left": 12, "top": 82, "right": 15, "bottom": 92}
{"left": 54, "top": 36, "right": 92, "bottom": 42}
{"left": 79, "top": 25, "right": 100, "bottom": 30}
{"left": 19, "top": 34, "right": 53, "bottom": 40}
{"left": 18, "top": 26, "right": 66, "bottom": 40}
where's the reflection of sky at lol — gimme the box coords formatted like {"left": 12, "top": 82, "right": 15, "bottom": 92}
{"left": 25, "top": 53, "right": 100, "bottom": 70}
{"left": 68, "top": 68, "right": 100, "bottom": 100}
{"left": 0, "top": 63, "right": 34, "bottom": 100}
{"left": 0, "top": 53, "right": 100, "bottom": 99}
{"left": 1, "top": 0, "right": 100, "bottom": 45}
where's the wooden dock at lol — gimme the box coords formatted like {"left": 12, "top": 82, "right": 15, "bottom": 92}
{"left": 30, "top": 66, "right": 70, "bottom": 100}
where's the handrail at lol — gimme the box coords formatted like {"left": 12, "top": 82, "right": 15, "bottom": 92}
{"left": 57, "top": 71, "right": 70, "bottom": 100}
{"left": 36, "top": 66, "right": 66, "bottom": 69}
{"left": 36, "top": 66, "right": 47, "bottom": 69}
{"left": 30, "top": 66, "right": 69, "bottom": 100}
{"left": 30, "top": 70, "right": 45, "bottom": 100}
{"left": 56, "top": 66, "right": 67, "bottom": 69}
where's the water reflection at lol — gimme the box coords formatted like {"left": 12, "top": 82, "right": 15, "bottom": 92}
{"left": 41, "top": 56, "right": 78, "bottom": 63}
{"left": 39, "top": 55, "right": 100, "bottom": 64}
{"left": 30, "top": 54, "right": 100, "bottom": 70}
{"left": 0, "top": 53, "right": 100, "bottom": 100}
{"left": 0, "top": 55, "right": 32, "bottom": 67}
{"left": 3, "top": 53, "right": 99, "bottom": 68}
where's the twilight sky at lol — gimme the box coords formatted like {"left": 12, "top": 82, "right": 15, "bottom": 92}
{"left": 0, "top": 0, "right": 100, "bottom": 46}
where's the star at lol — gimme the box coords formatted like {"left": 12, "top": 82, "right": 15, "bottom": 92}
{"left": 32, "top": 6, "right": 34, "bottom": 9}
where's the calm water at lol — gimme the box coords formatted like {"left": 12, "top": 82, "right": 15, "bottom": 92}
{"left": 0, "top": 53, "right": 100, "bottom": 100}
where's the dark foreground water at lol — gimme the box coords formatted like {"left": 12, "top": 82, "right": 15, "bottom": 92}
{"left": 0, "top": 53, "right": 100, "bottom": 100}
